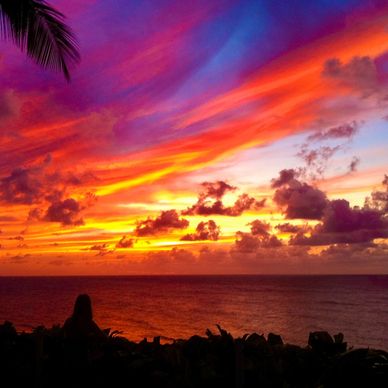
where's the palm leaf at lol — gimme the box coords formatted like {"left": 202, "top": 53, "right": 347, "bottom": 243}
{"left": 0, "top": 0, "right": 80, "bottom": 81}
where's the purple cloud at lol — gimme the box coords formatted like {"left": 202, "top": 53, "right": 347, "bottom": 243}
{"left": 183, "top": 181, "right": 265, "bottom": 216}
{"left": 272, "top": 169, "right": 328, "bottom": 220}
{"left": 181, "top": 220, "right": 220, "bottom": 241}
{"left": 135, "top": 209, "right": 189, "bottom": 236}
{"left": 307, "top": 122, "right": 359, "bottom": 142}
{"left": 44, "top": 198, "right": 84, "bottom": 226}
{"left": 116, "top": 235, "right": 134, "bottom": 248}
{"left": 290, "top": 199, "right": 388, "bottom": 245}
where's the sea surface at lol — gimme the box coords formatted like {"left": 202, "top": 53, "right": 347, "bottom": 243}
{"left": 0, "top": 275, "right": 387, "bottom": 349}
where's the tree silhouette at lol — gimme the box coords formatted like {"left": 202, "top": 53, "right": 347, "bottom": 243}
{"left": 0, "top": 0, "right": 80, "bottom": 81}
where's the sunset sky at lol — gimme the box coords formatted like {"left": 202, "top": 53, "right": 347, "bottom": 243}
{"left": 1, "top": 0, "right": 388, "bottom": 275}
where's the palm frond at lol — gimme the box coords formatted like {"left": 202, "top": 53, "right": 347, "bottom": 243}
{"left": 0, "top": 0, "right": 80, "bottom": 81}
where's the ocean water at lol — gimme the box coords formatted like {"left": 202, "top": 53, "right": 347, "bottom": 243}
{"left": 0, "top": 275, "right": 387, "bottom": 349}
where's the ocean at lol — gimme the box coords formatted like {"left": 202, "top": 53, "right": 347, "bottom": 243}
{"left": 0, "top": 275, "right": 387, "bottom": 349}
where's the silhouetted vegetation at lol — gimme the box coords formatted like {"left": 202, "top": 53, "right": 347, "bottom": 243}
{"left": 0, "top": 0, "right": 80, "bottom": 80}
{"left": 0, "top": 321, "right": 387, "bottom": 387}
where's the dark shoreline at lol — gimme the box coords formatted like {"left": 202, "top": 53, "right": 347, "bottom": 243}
{"left": 1, "top": 321, "right": 387, "bottom": 388}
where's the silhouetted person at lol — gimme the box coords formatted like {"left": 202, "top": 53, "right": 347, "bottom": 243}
{"left": 62, "top": 294, "right": 106, "bottom": 388}
{"left": 63, "top": 294, "right": 105, "bottom": 342}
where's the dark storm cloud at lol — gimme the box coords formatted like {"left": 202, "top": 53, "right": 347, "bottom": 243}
{"left": 272, "top": 169, "right": 328, "bottom": 220}
{"left": 181, "top": 220, "right": 220, "bottom": 241}
{"left": 183, "top": 180, "right": 265, "bottom": 217}
{"left": 134, "top": 209, "right": 189, "bottom": 236}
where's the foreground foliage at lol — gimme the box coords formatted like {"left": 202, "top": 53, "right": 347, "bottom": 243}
{"left": 0, "top": 0, "right": 79, "bottom": 80}
{"left": 0, "top": 321, "right": 387, "bottom": 387}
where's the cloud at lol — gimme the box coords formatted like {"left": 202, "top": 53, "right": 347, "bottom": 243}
{"left": 0, "top": 167, "right": 45, "bottom": 205}
{"left": 44, "top": 198, "right": 84, "bottom": 226}
{"left": 28, "top": 208, "right": 43, "bottom": 221}
{"left": 181, "top": 220, "right": 220, "bottom": 241}
{"left": 234, "top": 219, "right": 282, "bottom": 253}
{"left": 290, "top": 199, "right": 388, "bottom": 245}
{"left": 229, "top": 243, "right": 388, "bottom": 274}
{"left": 275, "top": 223, "right": 307, "bottom": 234}
{"left": 322, "top": 56, "right": 378, "bottom": 94}
{"left": 116, "top": 235, "right": 134, "bottom": 248}
{"left": 249, "top": 219, "right": 271, "bottom": 236}
{"left": 142, "top": 247, "right": 198, "bottom": 273}
{"left": 318, "top": 243, "right": 388, "bottom": 268}
{"left": 8, "top": 235, "right": 24, "bottom": 241}
{"left": 90, "top": 243, "right": 108, "bottom": 251}
{"left": 323, "top": 199, "right": 387, "bottom": 233}
{"left": 199, "top": 181, "right": 236, "bottom": 200}
{"left": 231, "top": 194, "right": 266, "bottom": 216}
{"left": 272, "top": 169, "right": 328, "bottom": 219}
{"left": 307, "top": 122, "right": 359, "bottom": 142}
{"left": 183, "top": 181, "right": 265, "bottom": 216}
{"left": 9, "top": 253, "right": 31, "bottom": 263}
{"left": 297, "top": 121, "right": 361, "bottom": 180}
{"left": 271, "top": 169, "right": 298, "bottom": 188}
{"left": 234, "top": 233, "right": 261, "bottom": 252}
{"left": 89, "top": 243, "right": 114, "bottom": 256}
{"left": 365, "top": 174, "right": 388, "bottom": 213}
{"left": 297, "top": 145, "right": 340, "bottom": 178}
{"left": 235, "top": 232, "right": 283, "bottom": 252}
{"left": 134, "top": 209, "right": 189, "bottom": 236}
{"left": 348, "top": 156, "right": 360, "bottom": 173}
{"left": 0, "top": 157, "right": 96, "bottom": 228}
{"left": 48, "top": 259, "right": 73, "bottom": 266}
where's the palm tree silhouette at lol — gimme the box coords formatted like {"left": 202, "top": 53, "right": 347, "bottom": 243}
{"left": 0, "top": 0, "right": 80, "bottom": 81}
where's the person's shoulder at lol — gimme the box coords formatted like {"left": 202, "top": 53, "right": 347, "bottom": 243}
{"left": 63, "top": 316, "right": 74, "bottom": 329}
{"left": 90, "top": 319, "right": 101, "bottom": 330}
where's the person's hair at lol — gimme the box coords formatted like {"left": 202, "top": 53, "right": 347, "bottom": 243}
{"left": 72, "top": 294, "right": 93, "bottom": 321}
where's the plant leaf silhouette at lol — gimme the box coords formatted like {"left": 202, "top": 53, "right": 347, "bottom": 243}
{"left": 0, "top": 0, "right": 80, "bottom": 81}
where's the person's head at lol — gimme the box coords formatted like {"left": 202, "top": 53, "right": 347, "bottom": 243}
{"left": 72, "top": 294, "right": 93, "bottom": 321}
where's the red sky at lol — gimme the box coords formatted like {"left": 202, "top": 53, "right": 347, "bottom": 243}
{"left": 1, "top": 0, "right": 388, "bottom": 274}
